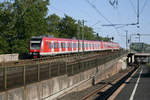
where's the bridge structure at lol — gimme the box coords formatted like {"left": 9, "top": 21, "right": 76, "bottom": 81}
{"left": 127, "top": 42, "right": 150, "bottom": 64}
{"left": 127, "top": 52, "right": 150, "bottom": 64}
{"left": 134, "top": 53, "right": 150, "bottom": 63}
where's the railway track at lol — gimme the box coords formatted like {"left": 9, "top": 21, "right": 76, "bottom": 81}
{"left": 0, "top": 50, "right": 119, "bottom": 67}
{"left": 0, "top": 50, "right": 126, "bottom": 92}
{"left": 58, "top": 64, "right": 138, "bottom": 100}
{"left": 81, "top": 66, "right": 138, "bottom": 100}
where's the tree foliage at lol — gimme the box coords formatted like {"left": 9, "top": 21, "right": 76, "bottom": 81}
{"left": 0, "top": 0, "right": 111, "bottom": 54}
{"left": 0, "top": 0, "right": 49, "bottom": 54}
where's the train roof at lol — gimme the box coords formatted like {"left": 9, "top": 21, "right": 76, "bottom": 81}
{"left": 30, "top": 36, "right": 119, "bottom": 44}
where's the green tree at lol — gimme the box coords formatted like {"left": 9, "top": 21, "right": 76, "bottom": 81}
{"left": 58, "top": 15, "right": 78, "bottom": 38}
{"left": 0, "top": 2, "right": 15, "bottom": 54}
{"left": 82, "top": 26, "right": 95, "bottom": 40}
{"left": 12, "top": 0, "right": 49, "bottom": 53}
{"left": 46, "top": 14, "right": 60, "bottom": 37}
{"left": 0, "top": 0, "right": 50, "bottom": 54}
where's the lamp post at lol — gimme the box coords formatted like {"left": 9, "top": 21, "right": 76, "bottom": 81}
{"left": 77, "top": 21, "right": 81, "bottom": 55}
{"left": 125, "top": 30, "right": 128, "bottom": 50}
{"left": 82, "top": 20, "right": 87, "bottom": 53}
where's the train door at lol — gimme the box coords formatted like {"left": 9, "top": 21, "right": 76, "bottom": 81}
{"left": 73, "top": 41, "right": 76, "bottom": 52}
{"left": 65, "top": 41, "right": 68, "bottom": 53}
{"left": 61, "top": 41, "right": 65, "bottom": 53}
{"left": 53, "top": 41, "right": 56, "bottom": 54}
{"left": 58, "top": 40, "right": 61, "bottom": 53}
{"left": 71, "top": 41, "right": 73, "bottom": 52}
{"left": 99, "top": 42, "right": 101, "bottom": 50}
{"left": 51, "top": 40, "right": 54, "bottom": 54}
{"left": 101, "top": 42, "right": 103, "bottom": 50}
{"left": 80, "top": 41, "right": 82, "bottom": 52}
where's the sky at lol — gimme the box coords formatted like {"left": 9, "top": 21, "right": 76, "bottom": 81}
{"left": 48, "top": 0, "right": 150, "bottom": 48}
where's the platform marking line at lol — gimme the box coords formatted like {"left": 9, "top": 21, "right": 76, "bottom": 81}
{"left": 108, "top": 68, "right": 139, "bottom": 100}
{"left": 129, "top": 68, "right": 143, "bottom": 100}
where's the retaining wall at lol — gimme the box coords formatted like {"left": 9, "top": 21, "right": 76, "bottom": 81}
{"left": 0, "top": 56, "right": 127, "bottom": 100}
{"left": 0, "top": 54, "right": 18, "bottom": 63}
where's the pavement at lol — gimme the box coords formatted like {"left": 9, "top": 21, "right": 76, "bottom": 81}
{"left": 115, "top": 64, "right": 150, "bottom": 100}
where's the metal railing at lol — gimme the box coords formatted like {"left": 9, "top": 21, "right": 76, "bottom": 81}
{"left": 0, "top": 50, "right": 127, "bottom": 92}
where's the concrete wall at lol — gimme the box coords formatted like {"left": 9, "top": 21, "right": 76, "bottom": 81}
{"left": 0, "top": 54, "right": 18, "bottom": 63}
{"left": 0, "top": 55, "right": 127, "bottom": 100}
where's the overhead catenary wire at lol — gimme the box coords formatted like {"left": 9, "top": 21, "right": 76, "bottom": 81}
{"left": 85, "top": 0, "right": 115, "bottom": 27}
{"left": 91, "top": 20, "right": 101, "bottom": 27}
{"left": 128, "top": 0, "right": 137, "bottom": 15}
{"left": 85, "top": 0, "right": 120, "bottom": 33}
{"left": 140, "top": 0, "right": 147, "bottom": 14}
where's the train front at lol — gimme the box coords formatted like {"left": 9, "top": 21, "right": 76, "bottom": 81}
{"left": 29, "top": 36, "right": 42, "bottom": 58}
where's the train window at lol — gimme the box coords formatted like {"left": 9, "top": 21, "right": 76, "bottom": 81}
{"left": 57, "top": 43, "right": 59, "bottom": 48}
{"left": 73, "top": 43, "right": 74, "bottom": 48}
{"left": 70, "top": 43, "right": 72, "bottom": 48}
{"left": 68, "top": 43, "right": 69, "bottom": 48}
{"left": 56, "top": 43, "right": 57, "bottom": 48}
{"left": 64, "top": 43, "right": 66, "bottom": 48}
{"left": 61, "top": 43, "right": 63, "bottom": 48}
{"left": 49, "top": 42, "right": 51, "bottom": 49}
{"left": 59, "top": 42, "right": 61, "bottom": 48}
{"left": 73, "top": 43, "right": 76, "bottom": 48}
{"left": 54, "top": 42, "right": 56, "bottom": 49}
{"left": 31, "top": 43, "right": 41, "bottom": 50}
{"left": 70, "top": 43, "right": 71, "bottom": 48}
{"left": 51, "top": 42, "right": 53, "bottom": 48}
{"left": 66, "top": 43, "right": 67, "bottom": 48}
{"left": 62, "top": 43, "right": 64, "bottom": 48}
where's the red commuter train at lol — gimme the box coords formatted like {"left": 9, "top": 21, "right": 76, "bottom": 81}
{"left": 29, "top": 36, "right": 120, "bottom": 58}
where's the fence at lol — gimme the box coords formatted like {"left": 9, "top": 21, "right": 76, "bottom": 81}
{"left": 0, "top": 51, "right": 126, "bottom": 92}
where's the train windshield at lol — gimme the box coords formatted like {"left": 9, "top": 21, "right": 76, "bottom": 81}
{"left": 30, "top": 38, "right": 42, "bottom": 50}
{"left": 31, "top": 43, "right": 41, "bottom": 49}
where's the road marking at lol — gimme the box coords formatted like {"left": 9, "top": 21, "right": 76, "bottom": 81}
{"left": 129, "top": 68, "right": 143, "bottom": 100}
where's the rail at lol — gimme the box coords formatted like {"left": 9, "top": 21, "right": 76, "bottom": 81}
{"left": 0, "top": 50, "right": 127, "bottom": 92}
{"left": 81, "top": 66, "right": 138, "bottom": 100}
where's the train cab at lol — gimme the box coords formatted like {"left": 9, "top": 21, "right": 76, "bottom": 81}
{"left": 29, "top": 36, "right": 42, "bottom": 58}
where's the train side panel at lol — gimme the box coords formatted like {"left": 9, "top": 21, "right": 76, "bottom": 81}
{"left": 29, "top": 37, "right": 120, "bottom": 57}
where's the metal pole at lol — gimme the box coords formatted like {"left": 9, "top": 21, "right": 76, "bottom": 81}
{"left": 38, "top": 64, "right": 40, "bottom": 81}
{"left": 130, "top": 34, "right": 132, "bottom": 53}
{"left": 82, "top": 20, "right": 84, "bottom": 53}
{"left": 4, "top": 66, "right": 7, "bottom": 90}
{"left": 78, "top": 21, "right": 80, "bottom": 55}
{"left": 139, "top": 34, "right": 140, "bottom": 42}
{"left": 137, "top": 0, "right": 139, "bottom": 24}
{"left": 23, "top": 65, "right": 26, "bottom": 85}
{"left": 125, "top": 30, "right": 128, "bottom": 50}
